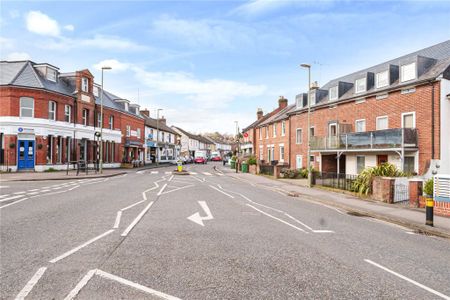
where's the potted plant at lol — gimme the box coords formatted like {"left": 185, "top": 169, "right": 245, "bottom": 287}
{"left": 419, "top": 178, "right": 434, "bottom": 208}
{"left": 247, "top": 156, "right": 257, "bottom": 174}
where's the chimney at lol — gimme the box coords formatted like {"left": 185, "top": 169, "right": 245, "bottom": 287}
{"left": 140, "top": 109, "right": 150, "bottom": 117}
{"left": 159, "top": 116, "right": 166, "bottom": 125}
{"left": 257, "top": 108, "right": 263, "bottom": 120}
{"left": 278, "top": 96, "right": 288, "bottom": 109}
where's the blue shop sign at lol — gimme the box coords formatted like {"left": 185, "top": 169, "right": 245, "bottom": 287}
{"left": 146, "top": 141, "right": 157, "bottom": 147}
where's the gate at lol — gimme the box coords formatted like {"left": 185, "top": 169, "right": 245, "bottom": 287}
{"left": 391, "top": 178, "right": 409, "bottom": 203}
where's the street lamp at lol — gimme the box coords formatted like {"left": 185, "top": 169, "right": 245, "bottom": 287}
{"left": 300, "top": 63, "right": 312, "bottom": 188}
{"left": 99, "top": 66, "right": 112, "bottom": 174}
{"left": 156, "top": 108, "right": 163, "bottom": 166}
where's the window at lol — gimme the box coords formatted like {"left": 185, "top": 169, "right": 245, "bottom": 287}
{"left": 64, "top": 105, "right": 71, "bottom": 122}
{"left": 259, "top": 128, "right": 262, "bottom": 140}
{"left": 329, "top": 86, "right": 338, "bottom": 101}
{"left": 265, "top": 126, "right": 269, "bottom": 139}
{"left": 357, "top": 156, "right": 365, "bottom": 174}
{"left": 137, "top": 128, "right": 141, "bottom": 139}
{"left": 310, "top": 92, "right": 316, "bottom": 105}
{"left": 47, "top": 135, "right": 53, "bottom": 164}
{"left": 20, "top": 97, "right": 34, "bottom": 117}
{"left": 355, "top": 78, "right": 366, "bottom": 93}
{"left": 402, "top": 112, "right": 415, "bottom": 128}
{"left": 97, "top": 112, "right": 102, "bottom": 128}
{"left": 48, "top": 101, "right": 57, "bottom": 120}
{"left": 376, "top": 116, "right": 388, "bottom": 130}
{"left": 273, "top": 123, "right": 276, "bottom": 137}
{"left": 404, "top": 156, "right": 415, "bottom": 174}
{"left": 124, "top": 102, "right": 129, "bottom": 111}
{"left": 296, "top": 129, "right": 302, "bottom": 144}
{"left": 281, "top": 121, "right": 286, "bottom": 136}
{"left": 259, "top": 146, "right": 263, "bottom": 160}
{"left": 329, "top": 124, "right": 337, "bottom": 137}
{"left": 126, "top": 125, "right": 131, "bottom": 137}
{"left": 310, "top": 127, "right": 315, "bottom": 137}
{"left": 93, "top": 86, "right": 99, "bottom": 97}
{"left": 279, "top": 145, "right": 285, "bottom": 161}
{"left": 66, "top": 137, "right": 71, "bottom": 162}
{"left": 47, "top": 69, "right": 57, "bottom": 82}
{"left": 81, "top": 77, "right": 89, "bottom": 92}
{"left": 161, "top": 132, "right": 165, "bottom": 141}
{"left": 296, "top": 96, "right": 303, "bottom": 108}
{"left": 82, "top": 109, "right": 89, "bottom": 126}
{"left": 109, "top": 116, "right": 114, "bottom": 130}
{"left": 355, "top": 119, "right": 366, "bottom": 132}
{"left": 376, "top": 70, "right": 389, "bottom": 88}
{"left": 169, "top": 134, "right": 172, "bottom": 143}
{"left": 400, "top": 62, "right": 416, "bottom": 82}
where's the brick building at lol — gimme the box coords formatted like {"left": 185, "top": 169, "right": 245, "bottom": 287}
{"left": 0, "top": 60, "right": 144, "bottom": 171}
{"left": 288, "top": 40, "right": 450, "bottom": 175}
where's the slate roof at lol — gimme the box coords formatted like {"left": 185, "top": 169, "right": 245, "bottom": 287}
{"left": 172, "top": 126, "right": 201, "bottom": 140}
{"left": 291, "top": 40, "right": 450, "bottom": 113}
{"left": 143, "top": 116, "right": 177, "bottom": 134}
{"left": 197, "top": 135, "right": 213, "bottom": 145}
{"left": 259, "top": 104, "right": 295, "bottom": 127}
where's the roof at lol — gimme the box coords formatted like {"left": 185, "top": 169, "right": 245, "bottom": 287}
{"left": 172, "top": 126, "right": 201, "bottom": 140}
{"left": 242, "top": 107, "right": 283, "bottom": 132}
{"left": 143, "top": 116, "right": 177, "bottom": 134}
{"left": 291, "top": 40, "right": 450, "bottom": 113}
{"left": 94, "top": 90, "right": 143, "bottom": 118}
{"left": 259, "top": 104, "right": 295, "bottom": 126}
{"left": 196, "top": 135, "right": 213, "bottom": 145}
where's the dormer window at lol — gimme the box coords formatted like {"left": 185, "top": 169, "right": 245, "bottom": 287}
{"left": 124, "top": 102, "right": 129, "bottom": 111}
{"left": 400, "top": 62, "right": 416, "bottom": 82}
{"left": 376, "top": 70, "right": 389, "bottom": 88}
{"left": 329, "top": 86, "right": 338, "bottom": 101}
{"left": 355, "top": 78, "right": 366, "bottom": 93}
{"left": 93, "top": 86, "right": 100, "bottom": 97}
{"left": 47, "top": 69, "right": 57, "bottom": 82}
{"left": 310, "top": 92, "right": 316, "bottom": 105}
{"left": 81, "top": 77, "right": 89, "bottom": 92}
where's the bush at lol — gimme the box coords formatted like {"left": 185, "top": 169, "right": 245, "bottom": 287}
{"left": 352, "top": 163, "right": 405, "bottom": 195}
{"left": 247, "top": 156, "right": 257, "bottom": 165}
{"left": 44, "top": 168, "right": 57, "bottom": 172}
{"left": 423, "top": 179, "right": 433, "bottom": 197}
{"left": 280, "top": 168, "right": 309, "bottom": 179}
{"left": 231, "top": 155, "right": 237, "bottom": 161}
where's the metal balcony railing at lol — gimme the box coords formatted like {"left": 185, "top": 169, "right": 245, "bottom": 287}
{"left": 310, "top": 128, "right": 418, "bottom": 151}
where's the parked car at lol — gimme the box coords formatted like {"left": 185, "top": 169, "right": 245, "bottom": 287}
{"left": 210, "top": 151, "right": 221, "bottom": 161}
{"left": 194, "top": 151, "right": 207, "bottom": 164}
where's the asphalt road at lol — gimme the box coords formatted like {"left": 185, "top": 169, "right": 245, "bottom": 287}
{"left": 1, "top": 162, "right": 449, "bottom": 299}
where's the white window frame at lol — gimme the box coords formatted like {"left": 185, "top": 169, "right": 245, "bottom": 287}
{"left": 97, "top": 112, "right": 102, "bottom": 128}
{"left": 47, "top": 69, "right": 57, "bottom": 82}
{"left": 126, "top": 125, "right": 131, "bottom": 137}
{"left": 93, "top": 86, "right": 99, "bottom": 97}
{"left": 296, "top": 97, "right": 303, "bottom": 108}
{"left": 310, "top": 126, "right": 315, "bottom": 137}
{"left": 355, "top": 119, "right": 366, "bottom": 132}
{"left": 329, "top": 123, "right": 337, "bottom": 137}
{"left": 376, "top": 70, "right": 389, "bottom": 88}
{"left": 401, "top": 111, "right": 416, "bottom": 129}
{"left": 279, "top": 144, "right": 285, "bottom": 162}
{"left": 376, "top": 116, "right": 388, "bottom": 130}
{"left": 137, "top": 128, "right": 141, "bottom": 139}
{"left": 64, "top": 105, "right": 71, "bottom": 123}
{"left": 281, "top": 121, "right": 286, "bottom": 136}
{"left": 310, "top": 92, "right": 316, "bottom": 105}
{"left": 20, "top": 97, "right": 34, "bottom": 118}
{"left": 357, "top": 155, "right": 365, "bottom": 174}
{"left": 355, "top": 78, "right": 366, "bottom": 93}
{"left": 273, "top": 123, "right": 276, "bottom": 138}
{"left": 265, "top": 126, "right": 269, "bottom": 139}
{"left": 259, "top": 128, "right": 262, "bottom": 140}
{"left": 109, "top": 115, "right": 114, "bottom": 130}
{"left": 400, "top": 62, "right": 416, "bottom": 82}
{"left": 259, "top": 146, "right": 263, "bottom": 160}
{"left": 82, "top": 109, "right": 88, "bottom": 126}
{"left": 81, "top": 77, "right": 89, "bottom": 92}
{"left": 48, "top": 101, "right": 57, "bottom": 121}
{"left": 296, "top": 128, "right": 302, "bottom": 144}
{"left": 329, "top": 86, "right": 338, "bottom": 101}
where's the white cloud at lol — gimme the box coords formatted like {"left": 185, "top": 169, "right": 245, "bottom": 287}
{"left": 25, "top": 11, "right": 60, "bottom": 37}
{"left": 42, "top": 35, "right": 148, "bottom": 52}
{"left": 232, "top": 0, "right": 292, "bottom": 17}
{"left": 5, "top": 52, "right": 31, "bottom": 61}
{"left": 0, "top": 36, "right": 15, "bottom": 50}
{"left": 93, "top": 59, "right": 130, "bottom": 72}
{"left": 64, "top": 24, "right": 74, "bottom": 31}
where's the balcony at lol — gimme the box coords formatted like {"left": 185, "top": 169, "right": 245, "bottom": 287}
{"left": 311, "top": 128, "right": 418, "bottom": 151}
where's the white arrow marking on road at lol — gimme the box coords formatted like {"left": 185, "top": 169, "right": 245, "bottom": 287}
{"left": 187, "top": 201, "right": 214, "bottom": 227}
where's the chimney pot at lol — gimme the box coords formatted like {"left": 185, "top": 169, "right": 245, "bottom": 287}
{"left": 278, "top": 96, "right": 288, "bottom": 109}
{"left": 140, "top": 109, "right": 150, "bottom": 117}
{"left": 257, "top": 108, "right": 263, "bottom": 120}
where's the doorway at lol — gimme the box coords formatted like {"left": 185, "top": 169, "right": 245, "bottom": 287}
{"left": 17, "top": 140, "right": 35, "bottom": 170}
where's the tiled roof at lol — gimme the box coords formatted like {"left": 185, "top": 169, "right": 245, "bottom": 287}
{"left": 259, "top": 104, "right": 295, "bottom": 126}
{"left": 172, "top": 126, "right": 200, "bottom": 140}
{"left": 143, "top": 116, "right": 177, "bottom": 134}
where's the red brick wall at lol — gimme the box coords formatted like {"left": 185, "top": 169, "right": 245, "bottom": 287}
{"left": 255, "top": 118, "right": 290, "bottom": 165}
{"left": 289, "top": 82, "right": 440, "bottom": 174}
{"left": 434, "top": 201, "right": 450, "bottom": 217}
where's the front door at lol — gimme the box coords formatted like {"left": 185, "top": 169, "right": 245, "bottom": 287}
{"left": 377, "top": 154, "right": 388, "bottom": 166}
{"left": 296, "top": 155, "right": 303, "bottom": 169}
{"left": 17, "top": 140, "right": 35, "bottom": 170}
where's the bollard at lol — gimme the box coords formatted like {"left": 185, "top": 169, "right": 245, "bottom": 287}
{"left": 177, "top": 160, "right": 183, "bottom": 172}
{"left": 425, "top": 198, "right": 434, "bottom": 226}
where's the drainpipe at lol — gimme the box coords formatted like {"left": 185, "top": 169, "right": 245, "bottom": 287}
{"left": 288, "top": 116, "right": 292, "bottom": 168}
{"left": 431, "top": 81, "right": 435, "bottom": 159}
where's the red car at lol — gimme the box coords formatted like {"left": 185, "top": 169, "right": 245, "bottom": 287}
{"left": 194, "top": 157, "right": 207, "bottom": 164}
{"left": 211, "top": 156, "right": 222, "bottom": 161}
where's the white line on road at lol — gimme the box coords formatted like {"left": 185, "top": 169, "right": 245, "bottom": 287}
{"left": 136, "top": 170, "right": 145, "bottom": 174}
{"left": 121, "top": 201, "right": 154, "bottom": 237}
{"left": 14, "top": 191, "right": 27, "bottom": 194}
{"left": 190, "top": 172, "right": 197, "bottom": 175}
{"left": 151, "top": 171, "right": 159, "bottom": 174}
{"left": 0, "top": 194, "right": 10, "bottom": 198}
{"left": 121, "top": 200, "right": 146, "bottom": 211}
{"left": 0, "top": 197, "right": 29, "bottom": 209}
{"left": 27, "top": 189, "right": 39, "bottom": 192}
{"left": 284, "top": 213, "right": 334, "bottom": 233}
{"left": 113, "top": 211, "right": 122, "bottom": 229}
{"left": 216, "top": 173, "right": 224, "bottom": 176}
{"left": 165, "top": 171, "right": 172, "bottom": 174}
{"left": 364, "top": 259, "right": 450, "bottom": 299}
{"left": 96, "top": 269, "right": 182, "bottom": 300}
{"left": 0, "top": 194, "right": 25, "bottom": 202}
{"left": 203, "top": 172, "right": 212, "bottom": 176}
{"left": 27, "top": 191, "right": 40, "bottom": 195}
{"left": 168, "top": 175, "right": 174, "bottom": 182}
{"left": 68, "top": 185, "right": 80, "bottom": 191}
{"left": 157, "top": 184, "right": 168, "bottom": 196}
{"left": 246, "top": 204, "right": 307, "bottom": 233}
{"left": 15, "top": 267, "right": 47, "bottom": 300}
{"left": 209, "top": 185, "right": 234, "bottom": 198}
{"left": 49, "top": 230, "right": 114, "bottom": 263}
{"left": 162, "top": 184, "right": 195, "bottom": 195}
{"left": 63, "top": 269, "right": 97, "bottom": 300}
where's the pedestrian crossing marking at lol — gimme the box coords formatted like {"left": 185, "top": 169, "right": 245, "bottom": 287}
{"left": 202, "top": 172, "right": 212, "bottom": 176}
{"left": 151, "top": 171, "right": 159, "bottom": 174}
{"left": 217, "top": 173, "right": 224, "bottom": 176}
{"left": 165, "top": 171, "right": 172, "bottom": 174}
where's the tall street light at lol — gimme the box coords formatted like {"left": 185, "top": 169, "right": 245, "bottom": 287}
{"left": 156, "top": 108, "right": 163, "bottom": 166}
{"left": 300, "top": 63, "right": 312, "bottom": 188}
{"left": 99, "top": 66, "right": 112, "bottom": 174}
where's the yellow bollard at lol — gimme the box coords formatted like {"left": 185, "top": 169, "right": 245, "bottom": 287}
{"left": 177, "top": 160, "right": 183, "bottom": 172}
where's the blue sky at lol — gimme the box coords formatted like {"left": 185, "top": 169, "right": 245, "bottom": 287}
{"left": 1, "top": 1, "right": 449, "bottom": 134}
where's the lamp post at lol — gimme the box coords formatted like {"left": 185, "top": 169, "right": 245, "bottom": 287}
{"left": 300, "top": 63, "right": 312, "bottom": 188}
{"left": 99, "top": 66, "right": 112, "bottom": 174}
{"left": 156, "top": 108, "right": 163, "bottom": 166}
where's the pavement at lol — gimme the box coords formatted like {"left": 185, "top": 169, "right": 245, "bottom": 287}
{"left": 1, "top": 162, "right": 449, "bottom": 299}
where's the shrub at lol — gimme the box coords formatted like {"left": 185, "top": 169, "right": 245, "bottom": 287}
{"left": 423, "top": 179, "right": 434, "bottom": 197}
{"left": 231, "top": 155, "right": 237, "bottom": 161}
{"left": 247, "top": 156, "right": 257, "bottom": 165}
{"left": 44, "top": 168, "right": 57, "bottom": 172}
{"left": 352, "top": 163, "right": 405, "bottom": 195}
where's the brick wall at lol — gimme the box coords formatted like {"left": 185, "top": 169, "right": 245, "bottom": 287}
{"left": 256, "top": 118, "right": 290, "bottom": 165}
{"left": 434, "top": 201, "right": 450, "bottom": 217}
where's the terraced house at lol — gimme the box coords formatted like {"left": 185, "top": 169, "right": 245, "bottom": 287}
{"left": 289, "top": 40, "right": 450, "bottom": 175}
{"left": 0, "top": 60, "right": 144, "bottom": 171}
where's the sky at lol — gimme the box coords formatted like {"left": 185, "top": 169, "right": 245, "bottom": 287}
{"left": 1, "top": 0, "right": 449, "bottom": 134}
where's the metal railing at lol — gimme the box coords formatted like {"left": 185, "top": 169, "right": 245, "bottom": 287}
{"left": 314, "top": 172, "right": 358, "bottom": 191}
{"left": 66, "top": 160, "right": 99, "bottom": 176}
{"left": 311, "top": 128, "right": 418, "bottom": 150}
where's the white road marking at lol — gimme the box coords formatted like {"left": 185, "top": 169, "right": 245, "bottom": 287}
{"left": 121, "top": 200, "right": 146, "bottom": 211}
{"left": 162, "top": 185, "right": 195, "bottom": 195}
{"left": 40, "top": 189, "right": 50, "bottom": 192}
{"left": 191, "top": 176, "right": 204, "bottom": 183}
{"left": 0, "top": 194, "right": 25, "bottom": 202}
{"left": 190, "top": 172, "right": 197, "bottom": 175}
{"left": 0, "top": 197, "right": 29, "bottom": 209}
{"left": 187, "top": 201, "right": 214, "bottom": 226}
{"left": 27, "top": 192, "right": 40, "bottom": 195}
{"left": 14, "top": 191, "right": 27, "bottom": 194}
{"left": 284, "top": 213, "right": 334, "bottom": 233}
{"left": 165, "top": 171, "right": 172, "bottom": 174}
{"left": 96, "top": 269, "right": 182, "bottom": 300}
{"left": 52, "top": 187, "right": 63, "bottom": 190}
{"left": 168, "top": 175, "right": 174, "bottom": 182}
{"left": 121, "top": 201, "right": 154, "bottom": 237}
{"left": 246, "top": 204, "right": 307, "bottom": 233}
{"left": 405, "top": 231, "right": 416, "bottom": 235}
{"left": 203, "top": 172, "right": 212, "bottom": 176}
{"left": 27, "top": 189, "right": 39, "bottom": 192}
{"left": 216, "top": 173, "right": 224, "bottom": 176}
{"left": 0, "top": 194, "right": 11, "bottom": 198}
{"left": 136, "top": 170, "right": 145, "bottom": 174}
{"left": 209, "top": 185, "right": 234, "bottom": 198}
{"left": 113, "top": 211, "right": 122, "bottom": 229}
{"left": 0, "top": 186, "right": 10, "bottom": 189}
{"left": 151, "top": 171, "right": 159, "bottom": 174}
{"left": 157, "top": 184, "right": 168, "bottom": 196}
{"left": 15, "top": 266, "right": 47, "bottom": 300}
{"left": 364, "top": 259, "right": 450, "bottom": 299}
{"left": 63, "top": 269, "right": 97, "bottom": 300}
{"left": 49, "top": 230, "right": 114, "bottom": 263}
{"left": 68, "top": 185, "right": 80, "bottom": 191}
